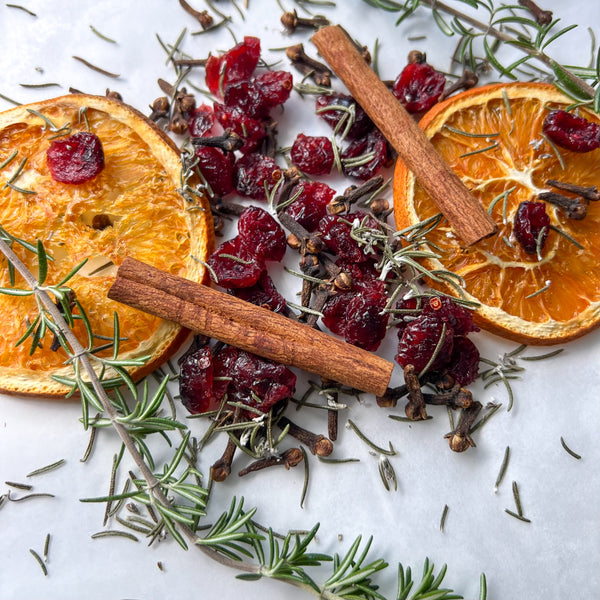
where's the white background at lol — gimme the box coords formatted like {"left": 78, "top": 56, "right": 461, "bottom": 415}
{"left": 1, "top": 1, "right": 599, "bottom": 599}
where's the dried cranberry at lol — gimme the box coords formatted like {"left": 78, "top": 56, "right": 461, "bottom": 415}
{"left": 233, "top": 153, "right": 281, "bottom": 200}
{"left": 344, "top": 288, "right": 389, "bottom": 351}
{"left": 542, "top": 110, "right": 600, "bottom": 153}
{"left": 178, "top": 346, "right": 215, "bottom": 414}
{"left": 318, "top": 211, "right": 380, "bottom": 262}
{"left": 212, "top": 345, "right": 239, "bottom": 401}
{"left": 255, "top": 70, "right": 293, "bottom": 108}
{"left": 392, "top": 62, "right": 446, "bottom": 113}
{"left": 423, "top": 295, "right": 479, "bottom": 336}
{"left": 513, "top": 201, "right": 550, "bottom": 255}
{"left": 230, "top": 271, "right": 287, "bottom": 313}
{"left": 290, "top": 134, "right": 334, "bottom": 175}
{"left": 316, "top": 93, "right": 374, "bottom": 139}
{"left": 238, "top": 206, "right": 286, "bottom": 261}
{"left": 335, "top": 257, "right": 380, "bottom": 283}
{"left": 223, "top": 80, "right": 268, "bottom": 119}
{"left": 187, "top": 104, "right": 216, "bottom": 137}
{"left": 227, "top": 349, "right": 296, "bottom": 412}
{"left": 285, "top": 181, "right": 336, "bottom": 232}
{"left": 396, "top": 312, "right": 454, "bottom": 373}
{"left": 194, "top": 146, "right": 235, "bottom": 197}
{"left": 214, "top": 103, "right": 265, "bottom": 153}
{"left": 394, "top": 296, "right": 422, "bottom": 334}
{"left": 46, "top": 132, "right": 105, "bottom": 184}
{"left": 205, "top": 36, "right": 261, "bottom": 97}
{"left": 322, "top": 291, "right": 353, "bottom": 336}
{"left": 341, "top": 129, "right": 389, "bottom": 180}
{"left": 207, "top": 236, "right": 264, "bottom": 288}
{"left": 445, "top": 336, "right": 480, "bottom": 386}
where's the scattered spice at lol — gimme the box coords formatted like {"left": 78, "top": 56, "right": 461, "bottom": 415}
{"left": 72, "top": 56, "right": 120, "bottom": 78}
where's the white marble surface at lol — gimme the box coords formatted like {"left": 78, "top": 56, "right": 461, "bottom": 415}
{"left": 0, "top": 1, "right": 599, "bottom": 598}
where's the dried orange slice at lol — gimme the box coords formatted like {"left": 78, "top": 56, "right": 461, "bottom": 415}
{"left": 394, "top": 82, "right": 599, "bottom": 345}
{"left": 0, "top": 95, "right": 213, "bottom": 396}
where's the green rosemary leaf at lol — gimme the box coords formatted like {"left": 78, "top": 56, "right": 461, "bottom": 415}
{"left": 26, "top": 458, "right": 65, "bottom": 477}
{"left": 560, "top": 436, "right": 582, "bottom": 460}
{"left": 484, "top": 37, "right": 517, "bottom": 80}
{"left": 347, "top": 419, "right": 397, "bottom": 456}
{"left": 89, "top": 24, "right": 117, "bottom": 43}
{"left": 36, "top": 239, "right": 48, "bottom": 285}
{"left": 432, "top": 7, "right": 454, "bottom": 36}
{"left": 29, "top": 548, "right": 48, "bottom": 576}
{"left": 542, "top": 23, "right": 578, "bottom": 51}
{"left": 91, "top": 530, "right": 140, "bottom": 542}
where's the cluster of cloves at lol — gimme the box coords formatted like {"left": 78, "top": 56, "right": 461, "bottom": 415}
{"left": 538, "top": 179, "right": 599, "bottom": 220}
{"left": 378, "top": 368, "right": 482, "bottom": 453}
{"left": 149, "top": 80, "right": 196, "bottom": 135}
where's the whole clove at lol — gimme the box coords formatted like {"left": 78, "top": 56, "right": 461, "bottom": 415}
{"left": 518, "top": 0, "right": 553, "bottom": 25}
{"left": 537, "top": 191, "right": 587, "bottom": 220}
{"left": 281, "top": 9, "right": 329, "bottom": 33}
{"left": 444, "top": 401, "right": 482, "bottom": 452}
{"left": 403, "top": 364, "right": 427, "bottom": 421}
{"left": 238, "top": 447, "right": 304, "bottom": 476}
{"left": 286, "top": 43, "right": 332, "bottom": 87}
{"left": 277, "top": 416, "right": 333, "bottom": 456}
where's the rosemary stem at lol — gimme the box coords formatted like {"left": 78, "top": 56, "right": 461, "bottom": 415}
{"left": 419, "top": 0, "right": 596, "bottom": 98}
{"left": 0, "top": 236, "right": 257, "bottom": 573}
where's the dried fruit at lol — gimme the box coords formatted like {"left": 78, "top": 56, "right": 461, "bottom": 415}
{"left": 394, "top": 82, "right": 600, "bottom": 344}
{"left": 194, "top": 146, "right": 235, "bottom": 197}
{"left": 344, "top": 288, "right": 389, "bottom": 351}
{"left": 542, "top": 109, "right": 600, "bottom": 153}
{"left": 290, "top": 133, "right": 334, "bottom": 175}
{"left": 285, "top": 181, "right": 336, "bottom": 231}
{"left": 238, "top": 206, "right": 287, "bottom": 261}
{"left": 446, "top": 336, "right": 480, "bottom": 386}
{"left": 187, "top": 104, "right": 216, "bottom": 137}
{"left": 214, "top": 103, "right": 265, "bottom": 154}
{"left": 396, "top": 312, "right": 454, "bottom": 373}
{"left": 341, "top": 129, "right": 389, "bottom": 180}
{"left": 513, "top": 201, "right": 550, "bottom": 255}
{"left": 233, "top": 153, "right": 281, "bottom": 200}
{"left": 178, "top": 346, "right": 215, "bottom": 414}
{"left": 318, "top": 211, "right": 380, "bottom": 262}
{"left": 316, "top": 93, "right": 374, "bottom": 139}
{"left": 392, "top": 62, "right": 446, "bottom": 113}
{"left": 46, "top": 132, "right": 105, "bottom": 184}
{"left": 207, "top": 237, "right": 264, "bottom": 288}
{"left": 205, "top": 36, "right": 261, "bottom": 97}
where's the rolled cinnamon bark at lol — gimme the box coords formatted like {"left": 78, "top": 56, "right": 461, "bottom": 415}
{"left": 108, "top": 257, "right": 395, "bottom": 396}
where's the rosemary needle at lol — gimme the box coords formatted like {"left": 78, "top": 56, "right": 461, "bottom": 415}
{"left": 26, "top": 458, "right": 65, "bottom": 477}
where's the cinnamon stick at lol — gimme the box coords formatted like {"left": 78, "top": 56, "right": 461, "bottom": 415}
{"left": 311, "top": 25, "right": 497, "bottom": 246}
{"left": 108, "top": 257, "right": 395, "bottom": 396}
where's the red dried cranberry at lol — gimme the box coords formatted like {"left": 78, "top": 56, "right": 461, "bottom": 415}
{"left": 393, "top": 296, "right": 422, "bottom": 334}
{"left": 285, "top": 181, "right": 336, "bottom": 232}
{"left": 187, "top": 104, "right": 216, "bottom": 137}
{"left": 230, "top": 271, "right": 287, "bottom": 313}
{"left": 341, "top": 129, "right": 389, "bottom": 180}
{"left": 254, "top": 70, "right": 293, "bottom": 110}
{"left": 513, "top": 201, "right": 550, "bottom": 255}
{"left": 223, "top": 80, "right": 268, "bottom": 120}
{"left": 392, "top": 62, "right": 446, "bottom": 113}
{"left": 542, "top": 110, "right": 600, "bottom": 153}
{"left": 318, "top": 211, "right": 380, "bottom": 262}
{"left": 227, "top": 350, "right": 296, "bottom": 412}
{"left": 423, "top": 295, "right": 479, "bottom": 336}
{"left": 207, "top": 236, "right": 264, "bottom": 288}
{"left": 46, "top": 132, "right": 105, "bottom": 184}
{"left": 335, "top": 257, "right": 380, "bottom": 283}
{"left": 194, "top": 146, "right": 235, "bottom": 197}
{"left": 344, "top": 288, "right": 389, "bottom": 351}
{"left": 205, "top": 36, "right": 261, "bottom": 98}
{"left": 445, "top": 336, "right": 480, "bottom": 386}
{"left": 238, "top": 206, "right": 286, "bottom": 261}
{"left": 212, "top": 345, "right": 239, "bottom": 401}
{"left": 178, "top": 346, "right": 215, "bottom": 414}
{"left": 316, "top": 93, "right": 374, "bottom": 139}
{"left": 322, "top": 290, "right": 353, "bottom": 336}
{"left": 396, "top": 312, "right": 454, "bottom": 373}
{"left": 214, "top": 102, "right": 265, "bottom": 153}
{"left": 233, "top": 153, "right": 281, "bottom": 200}
{"left": 290, "top": 134, "right": 334, "bottom": 175}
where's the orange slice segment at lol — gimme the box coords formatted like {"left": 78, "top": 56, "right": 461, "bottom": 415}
{"left": 0, "top": 95, "right": 213, "bottom": 396}
{"left": 394, "top": 82, "right": 599, "bottom": 345}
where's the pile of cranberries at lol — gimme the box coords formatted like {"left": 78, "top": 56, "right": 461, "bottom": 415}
{"left": 175, "top": 35, "right": 480, "bottom": 426}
